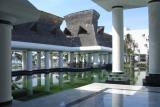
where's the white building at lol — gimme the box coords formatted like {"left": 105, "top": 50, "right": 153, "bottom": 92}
{"left": 124, "top": 28, "right": 149, "bottom": 63}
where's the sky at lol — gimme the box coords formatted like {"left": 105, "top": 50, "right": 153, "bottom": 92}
{"left": 29, "top": 0, "right": 148, "bottom": 33}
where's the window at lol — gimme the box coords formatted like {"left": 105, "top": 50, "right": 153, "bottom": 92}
{"left": 97, "top": 26, "right": 104, "bottom": 34}
{"left": 144, "top": 44, "right": 148, "bottom": 48}
{"left": 140, "top": 54, "right": 146, "bottom": 62}
{"left": 64, "top": 28, "right": 72, "bottom": 36}
{"left": 78, "top": 26, "right": 87, "bottom": 34}
{"left": 142, "top": 34, "right": 145, "bottom": 37}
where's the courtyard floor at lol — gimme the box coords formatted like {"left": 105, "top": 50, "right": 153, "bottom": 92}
{"left": 3, "top": 83, "right": 160, "bottom": 107}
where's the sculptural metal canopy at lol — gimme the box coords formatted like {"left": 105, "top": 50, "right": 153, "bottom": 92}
{"left": 92, "top": 0, "right": 149, "bottom": 11}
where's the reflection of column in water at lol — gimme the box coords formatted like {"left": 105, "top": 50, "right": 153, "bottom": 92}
{"left": 93, "top": 73, "right": 99, "bottom": 83}
{"left": 148, "top": 91, "right": 160, "bottom": 107}
{"left": 101, "top": 70, "right": 104, "bottom": 80}
{"left": 112, "top": 94, "right": 123, "bottom": 107}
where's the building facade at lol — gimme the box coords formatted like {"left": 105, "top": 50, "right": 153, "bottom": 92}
{"left": 124, "top": 28, "right": 149, "bottom": 68}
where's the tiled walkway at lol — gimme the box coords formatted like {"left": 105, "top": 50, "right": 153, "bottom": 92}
{"left": 3, "top": 83, "right": 160, "bottom": 107}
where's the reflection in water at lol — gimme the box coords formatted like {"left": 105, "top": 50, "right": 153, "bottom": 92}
{"left": 148, "top": 89, "right": 160, "bottom": 107}
{"left": 112, "top": 94, "right": 123, "bottom": 107}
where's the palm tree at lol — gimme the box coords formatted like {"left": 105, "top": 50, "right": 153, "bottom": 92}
{"left": 124, "top": 34, "right": 138, "bottom": 84}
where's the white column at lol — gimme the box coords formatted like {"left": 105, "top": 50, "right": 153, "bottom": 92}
{"left": 102, "top": 55, "right": 105, "bottom": 65}
{"left": 90, "top": 53, "right": 94, "bottom": 64}
{"left": 0, "top": 22, "right": 13, "bottom": 103}
{"left": 37, "top": 51, "right": 41, "bottom": 86}
{"left": 100, "top": 54, "right": 103, "bottom": 65}
{"left": 44, "top": 51, "right": 50, "bottom": 91}
{"left": 112, "top": 6, "right": 124, "bottom": 72}
{"left": 37, "top": 52, "right": 41, "bottom": 69}
{"left": 58, "top": 52, "right": 64, "bottom": 88}
{"left": 50, "top": 52, "right": 54, "bottom": 86}
{"left": 70, "top": 52, "right": 76, "bottom": 82}
{"left": 50, "top": 53, "right": 54, "bottom": 68}
{"left": 93, "top": 53, "right": 99, "bottom": 67}
{"left": 68, "top": 52, "right": 71, "bottom": 64}
{"left": 26, "top": 50, "right": 33, "bottom": 95}
{"left": 22, "top": 51, "right": 27, "bottom": 89}
{"left": 108, "top": 53, "right": 112, "bottom": 64}
{"left": 75, "top": 53, "right": 80, "bottom": 67}
{"left": 88, "top": 53, "right": 92, "bottom": 67}
{"left": 58, "top": 52, "right": 63, "bottom": 68}
{"left": 82, "top": 54, "right": 85, "bottom": 68}
{"left": 22, "top": 51, "right": 27, "bottom": 70}
{"left": 70, "top": 52, "right": 74, "bottom": 67}
{"left": 75, "top": 53, "right": 79, "bottom": 63}
{"left": 104, "top": 54, "right": 108, "bottom": 64}
{"left": 148, "top": 1, "right": 160, "bottom": 74}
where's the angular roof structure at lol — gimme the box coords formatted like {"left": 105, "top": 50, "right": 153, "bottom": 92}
{"left": 12, "top": 10, "right": 112, "bottom": 49}
{"left": 64, "top": 9, "right": 112, "bottom": 47}
{"left": 12, "top": 11, "right": 69, "bottom": 46}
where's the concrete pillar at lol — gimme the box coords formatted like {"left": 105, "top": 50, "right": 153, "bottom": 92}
{"left": 26, "top": 50, "right": 33, "bottom": 95}
{"left": 58, "top": 52, "right": 63, "bottom": 88}
{"left": 22, "top": 51, "right": 27, "bottom": 89}
{"left": 37, "top": 51, "right": 41, "bottom": 87}
{"left": 93, "top": 53, "right": 99, "bottom": 67}
{"left": 68, "top": 52, "right": 71, "bottom": 64}
{"left": 82, "top": 54, "right": 85, "bottom": 68}
{"left": 50, "top": 53, "right": 54, "bottom": 86}
{"left": 50, "top": 53, "right": 54, "bottom": 68}
{"left": 22, "top": 51, "right": 27, "bottom": 70}
{"left": 88, "top": 53, "right": 92, "bottom": 67}
{"left": 112, "top": 94, "right": 123, "bottom": 107}
{"left": 0, "top": 22, "right": 13, "bottom": 103}
{"left": 90, "top": 53, "right": 94, "bottom": 64}
{"left": 76, "top": 53, "right": 80, "bottom": 67}
{"left": 112, "top": 6, "right": 124, "bottom": 72}
{"left": 75, "top": 53, "right": 79, "bottom": 63}
{"left": 44, "top": 51, "right": 50, "bottom": 91}
{"left": 108, "top": 53, "right": 112, "bottom": 64}
{"left": 69, "top": 52, "right": 75, "bottom": 82}
{"left": 102, "top": 55, "right": 105, "bottom": 65}
{"left": 104, "top": 54, "right": 108, "bottom": 64}
{"left": 143, "top": 0, "right": 160, "bottom": 86}
{"left": 148, "top": 1, "right": 160, "bottom": 74}
{"left": 70, "top": 52, "right": 74, "bottom": 67}
{"left": 100, "top": 54, "right": 103, "bottom": 66}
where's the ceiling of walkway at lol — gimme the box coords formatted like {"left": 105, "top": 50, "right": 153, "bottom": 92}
{"left": 0, "top": 0, "right": 39, "bottom": 25}
{"left": 92, "top": 0, "right": 149, "bottom": 11}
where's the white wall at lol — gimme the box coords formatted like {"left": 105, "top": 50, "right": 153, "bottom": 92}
{"left": 124, "top": 28, "right": 149, "bottom": 55}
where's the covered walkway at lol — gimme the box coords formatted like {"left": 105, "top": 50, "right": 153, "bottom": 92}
{"left": 93, "top": 0, "right": 160, "bottom": 86}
